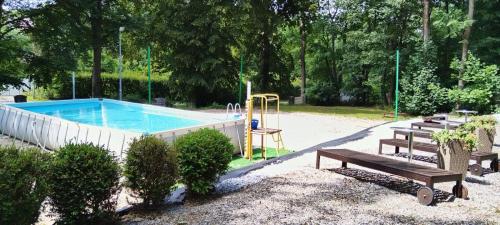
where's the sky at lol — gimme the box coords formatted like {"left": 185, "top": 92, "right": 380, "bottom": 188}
{"left": 2, "top": 0, "right": 51, "bottom": 10}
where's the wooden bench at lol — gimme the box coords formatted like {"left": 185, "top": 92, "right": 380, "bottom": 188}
{"left": 379, "top": 138, "right": 437, "bottom": 154}
{"left": 316, "top": 149, "right": 466, "bottom": 205}
{"left": 379, "top": 138, "right": 499, "bottom": 176}
{"left": 470, "top": 152, "right": 500, "bottom": 175}
{"left": 411, "top": 122, "right": 459, "bottom": 130}
{"left": 393, "top": 129, "right": 433, "bottom": 139}
{"left": 383, "top": 112, "right": 408, "bottom": 118}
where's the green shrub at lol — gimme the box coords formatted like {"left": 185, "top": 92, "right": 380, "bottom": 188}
{"left": 124, "top": 136, "right": 178, "bottom": 207}
{"left": 57, "top": 71, "right": 171, "bottom": 100}
{"left": 48, "top": 143, "right": 120, "bottom": 224}
{"left": 449, "top": 53, "right": 500, "bottom": 113}
{"left": 400, "top": 42, "right": 452, "bottom": 115}
{"left": 306, "top": 81, "right": 338, "bottom": 106}
{"left": 175, "top": 129, "right": 233, "bottom": 195}
{"left": 0, "top": 146, "right": 51, "bottom": 225}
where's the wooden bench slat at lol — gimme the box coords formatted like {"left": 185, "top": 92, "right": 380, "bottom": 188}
{"left": 380, "top": 138, "right": 437, "bottom": 153}
{"left": 411, "top": 122, "right": 459, "bottom": 130}
{"left": 317, "top": 149, "right": 462, "bottom": 185}
{"left": 394, "top": 129, "right": 433, "bottom": 139}
{"left": 379, "top": 138, "right": 498, "bottom": 164}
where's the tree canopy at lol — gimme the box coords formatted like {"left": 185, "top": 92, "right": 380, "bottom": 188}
{"left": 1, "top": 0, "right": 498, "bottom": 113}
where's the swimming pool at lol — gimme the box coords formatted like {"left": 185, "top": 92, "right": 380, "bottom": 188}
{"left": 13, "top": 99, "right": 207, "bottom": 133}
{"left": 0, "top": 99, "right": 244, "bottom": 159}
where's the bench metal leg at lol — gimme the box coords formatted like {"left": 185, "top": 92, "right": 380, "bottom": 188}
{"left": 378, "top": 142, "right": 383, "bottom": 154}
{"left": 490, "top": 158, "right": 499, "bottom": 172}
{"left": 316, "top": 152, "right": 321, "bottom": 169}
{"left": 452, "top": 180, "right": 468, "bottom": 199}
{"left": 341, "top": 161, "right": 347, "bottom": 168}
{"left": 395, "top": 146, "right": 400, "bottom": 154}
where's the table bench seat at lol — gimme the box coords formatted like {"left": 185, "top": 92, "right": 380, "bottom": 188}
{"left": 379, "top": 138, "right": 499, "bottom": 175}
{"left": 316, "top": 149, "right": 466, "bottom": 205}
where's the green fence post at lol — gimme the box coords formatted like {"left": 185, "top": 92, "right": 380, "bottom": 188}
{"left": 394, "top": 49, "right": 400, "bottom": 121}
{"left": 147, "top": 46, "right": 151, "bottom": 104}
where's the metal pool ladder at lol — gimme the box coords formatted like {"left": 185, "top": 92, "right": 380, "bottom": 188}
{"left": 226, "top": 103, "right": 243, "bottom": 156}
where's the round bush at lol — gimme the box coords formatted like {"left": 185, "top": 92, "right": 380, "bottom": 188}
{"left": 124, "top": 136, "right": 178, "bottom": 207}
{"left": 175, "top": 128, "right": 234, "bottom": 195}
{"left": 0, "top": 146, "right": 51, "bottom": 225}
{"left": 48, "top": 143, "right": 120, "bottom": 224}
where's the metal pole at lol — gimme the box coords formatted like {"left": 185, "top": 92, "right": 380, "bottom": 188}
{"left": 394, "top": 49, "right": 400, "bottom": 121}
{"left": 119, "top": 27, "right": 124, "bottom": 100}
{"left": 239, "top": 54, "right": 243, "bottom": 104}
{"left": 72, "top": 72, "right": 76, "bottom": 99}
{"left": 408, "top": 131, "right": 413, "bottom": 163}
{"left": 147, "top": 46, "right": 151, "bottom": 104}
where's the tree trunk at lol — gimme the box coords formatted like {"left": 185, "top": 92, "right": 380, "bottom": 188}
{"left": 260, "top": 31, "right": 271, "bottom": 92}
{"left": 299, "top": 19, "right": 307, "bottom": 103}
{"left": 459, "top": 0, "right": 475, "bottom": 90}
{"left": 422, "top": 0, "right": 430, "bottom": 42}
{"left": 361, "top": 65, "right": 370, "bottom": 105}
{"left": 91, "top": 0, "right": 103, "bottom": 98}
{"left": 443, "top": 0, "right": 452, "bottom": 79}
{"left": 0, "top": 0, "right": 4, "bottom": 18}
{"left": 330, "top": 33, "right": 340, "bottom": 103}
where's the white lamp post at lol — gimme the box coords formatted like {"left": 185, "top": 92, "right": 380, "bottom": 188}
{"left": 118, "top": 26, "right": 125, "bottom": 100}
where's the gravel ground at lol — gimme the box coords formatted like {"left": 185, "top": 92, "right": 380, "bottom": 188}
{"left": 122, "top": 116, "right": 500, "bottom": 225}
{"left": 31, "top": 112, "right": 382, "bottom": 225}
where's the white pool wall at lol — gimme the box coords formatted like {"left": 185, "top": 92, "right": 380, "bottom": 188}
{"left": 0, "top": 99, "right": 245, "bottom": 160}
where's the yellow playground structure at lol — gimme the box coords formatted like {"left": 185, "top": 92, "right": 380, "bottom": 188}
{"left": 245, "top": 93, "right": 285, "bottom": 160}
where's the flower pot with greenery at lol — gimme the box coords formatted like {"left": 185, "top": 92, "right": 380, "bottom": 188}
{"left": 463, "top": 116, "right": 497, "bottom": 153}
{"left": 432, "top": 129, "right": 477, "bottom": 179}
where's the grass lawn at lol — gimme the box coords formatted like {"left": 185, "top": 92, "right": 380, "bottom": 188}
{"left": 280, "top": 104, "right": 412, "bottom": 120}
{"left": 229, "top": 148, "right": 291, "bottom": 170}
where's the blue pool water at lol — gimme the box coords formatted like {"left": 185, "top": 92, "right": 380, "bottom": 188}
{"left": 11, "top": 99, "right": 205, "bottom": 133}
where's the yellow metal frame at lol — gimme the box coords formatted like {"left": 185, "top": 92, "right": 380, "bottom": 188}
{"left": 245, "top": 93, "right": 284, "bottom": 160}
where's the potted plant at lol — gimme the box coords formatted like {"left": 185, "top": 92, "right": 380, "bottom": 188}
{"left": 463, "top": 116, "right": 497, "bottom": 153}
{"left": 432, "top": 129, "right": 477, "bottom": 179}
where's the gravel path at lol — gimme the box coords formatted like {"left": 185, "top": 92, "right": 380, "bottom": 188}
{"left": 122, "top": 117, "right": 500, "bottom": 225}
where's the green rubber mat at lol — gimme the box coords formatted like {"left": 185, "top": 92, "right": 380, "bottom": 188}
{"left": 229, "top": 148, "right": 291, "bottom": 170}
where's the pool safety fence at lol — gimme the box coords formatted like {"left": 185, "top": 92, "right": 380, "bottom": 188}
{"left": 0, "top": 104, "right": 245, "bottom": 161}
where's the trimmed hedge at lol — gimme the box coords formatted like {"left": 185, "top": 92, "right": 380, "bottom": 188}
{"left": 58, "top": 72, "right": 170, "bottom": 101}
{"left": 175, "top": 128, "right": 233, "bottom": 195}
{"left": 0, "top": 146, "right": 52, "bottom": 225}
{"left": 47, "top": 143, "right": 120, "bottom": 224}
{"left": 124, "top": 136, "right": 178, "bottom": 207}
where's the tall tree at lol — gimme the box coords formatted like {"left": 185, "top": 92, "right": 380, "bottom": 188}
{"left": 25, "top": 0, "right": 125, "bottom": 97}
{"left": 422, "top": 0, "right": 431, "bottom": 42}
{"left": 458, "top": 0, "right": 474, "bottom": 90}
{"left": 281, "top": 0, "right": 317, "bottom": 103}
{"left": 133, "top": 0, "right": 239, "bottom": 106}
{"left": 0, "top": 0, "right": 32, "bottom": 89}
{"left": 240, "top": 0, "right": 295, "bottom": 93}
{"left": 469, "top": 0, "right": 500, "bottom": 65}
